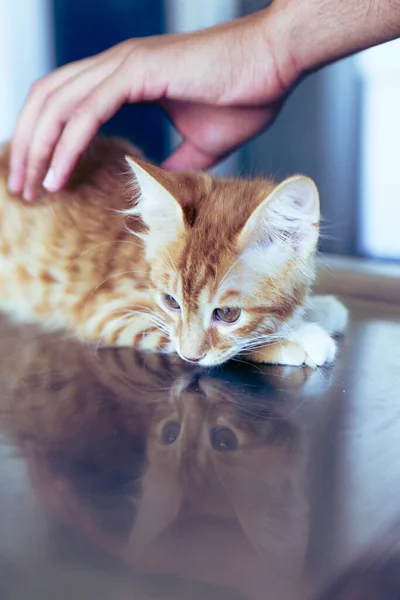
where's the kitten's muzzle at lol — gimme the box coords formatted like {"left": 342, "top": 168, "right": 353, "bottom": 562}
{"left": 181, "top": 353, "right": 206, "bottom": 363}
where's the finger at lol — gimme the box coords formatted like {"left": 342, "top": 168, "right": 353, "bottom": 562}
{"left": 162, "top": 101, "right": 280, "bottom": 172}
{"left": 9, "top": 55, "right": 99, "bottom": 194}
{"left": 42, "top": 68, "right": 132, "bottom": 192}
{"left": 23, "top": 57, "right": 124, "bottom": 201}
{"left": 162, "top": 140, "right": 219, "bottom": 171}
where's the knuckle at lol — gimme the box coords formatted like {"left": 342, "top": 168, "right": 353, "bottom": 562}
{"left": 25, "top": 166, "right": 40, "bottom": 187}
{"left": 27, "top": 145, "right": 52, "bottom": 174}
{"left": 72, "top": 104, "right": 91, "bottom": 121}
{"left": 41, "top": 89, "right": 64, "bottom": 118}
{"left": 29, "top": 77, "right": 48, "bottom": 98}
{"left": 114, "top": 38, "right": 136, "bottom": 57}
{"left": 26, "top": 157, "right": 47, "bottom": 181}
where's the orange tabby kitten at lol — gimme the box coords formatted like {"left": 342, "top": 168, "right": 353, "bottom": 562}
{"left": 0, "top": 137, "right": 347, "bottom": 367}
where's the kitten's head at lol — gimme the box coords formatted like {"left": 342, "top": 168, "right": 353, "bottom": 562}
{"left": 125, "top": 157, "right": 320, "bottom": 366}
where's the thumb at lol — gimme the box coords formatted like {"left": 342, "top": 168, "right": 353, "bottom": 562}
{"left": 161, "top": 140, "right": 220, "bottom": 172}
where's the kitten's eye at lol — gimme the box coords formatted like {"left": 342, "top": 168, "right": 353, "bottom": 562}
{"left": 214, "top": 306, "right": 241, "bottom": 323}
{"left": 161, "top": 421, "right": 181, "bottom": 445}
{"left": 210, "top": 427, "right": 238, "bottom": 452}
{"left": 162, "top": 294, "right": 180, "bottom": 310}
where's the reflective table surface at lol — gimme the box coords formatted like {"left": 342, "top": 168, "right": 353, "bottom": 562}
{"left": 1, "top": 290, "right": 400, "bottom": 600}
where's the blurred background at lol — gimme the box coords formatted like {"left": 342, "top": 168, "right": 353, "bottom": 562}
{"left": 1, "top": 0, "right": 399, "bottom": 260}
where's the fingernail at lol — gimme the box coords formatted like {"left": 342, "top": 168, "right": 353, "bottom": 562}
{"left": 8, "top": 172, "right": 22, "bottom": 194}
{"left": 23, "top": 188, "right": 35, "bottom": 202}
{"left": 43, "top": 167, "right": 57, "bottom": 191}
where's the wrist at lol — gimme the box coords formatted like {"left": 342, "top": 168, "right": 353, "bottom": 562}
{"left": 254, "top": 3, "right": 303, "bottom": 97}
{"left": 242, "top": 5, "right": 301, "bottom": 102}
{"left": 271, "top": 0, "right": 400, "bottom": 78}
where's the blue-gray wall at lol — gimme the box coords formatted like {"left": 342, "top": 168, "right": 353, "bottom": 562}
{"left": 52, "top": 0, "right": 168, "bottom": 163}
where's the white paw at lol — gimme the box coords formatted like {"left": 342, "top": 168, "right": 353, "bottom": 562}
{"left": 291, "top": 323, "right": 337, "bottom": 367}
{"left": 306, "top": 295, "right": 348, "bottom": 335}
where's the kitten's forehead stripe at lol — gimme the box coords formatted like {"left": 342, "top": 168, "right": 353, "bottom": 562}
{"left": 150, "top": 170, "right": 275, "bottom": 319}
{"left": 218, "top": 290, "right": 241, "bottom": 305}
{"left": 180, "top": 241, "right": 235, "bottom": 309}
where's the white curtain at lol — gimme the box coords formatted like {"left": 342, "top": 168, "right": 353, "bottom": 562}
{"left": 0, "top": 0, "right": 54, "bottom": 143}
{"left": 358, "top": 39, "right": 400, "bottom": 259}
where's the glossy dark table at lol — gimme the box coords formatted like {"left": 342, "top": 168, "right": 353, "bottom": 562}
{"left": 1, "top": 257, "right": 400, "bottom": 600}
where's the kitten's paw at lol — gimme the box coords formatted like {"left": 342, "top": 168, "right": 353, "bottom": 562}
{"left": 307, "top": 295, "right": 348, "bottom": 335}
{"left": 291, "top": 323, "right": 337, "bottom": 367}
{"left": 246, "top": 324, "right": 337, "bottom": 368}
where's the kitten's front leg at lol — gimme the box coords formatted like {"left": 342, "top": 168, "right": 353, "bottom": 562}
{"left": 246, "top": 323, "right": 337, "bottom": 368}
{"left": 246, "top": 341, "right": 307, "bottom": 367}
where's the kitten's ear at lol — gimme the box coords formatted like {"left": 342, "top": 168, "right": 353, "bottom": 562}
{"left": 129, "top": 464, "right": 182, "bottom": 554}
{"left": 125, "top": 156, "right": 185, "bottom": 244}
{"left": 238, "top": 176, "right": 320, "bottom": 257}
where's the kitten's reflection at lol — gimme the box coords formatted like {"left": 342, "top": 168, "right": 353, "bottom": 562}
{"left": 0, "top": 324, "right": 334, "bottom": 600}
{"left": 128, "top": 369, "right": 311, "bottom": 600}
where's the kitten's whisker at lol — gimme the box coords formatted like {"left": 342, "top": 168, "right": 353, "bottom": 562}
{"left": 231, "top": 357, "right": 265, "bottom": 374}
{"left": 239, "top": 333, "right": 284, "bottom": 353}
{"left": 94, "top": 312, "right": 134, "bottom": 356}
{"left": 124, "top": 309, "right": 170, "bottom": 334}
{"left": 239, "top": 344, "right": 279, "bottom": 354}
{"left": 243, "top": 334, "right": 282, "bottom": 346}
{"left": 68, "top": 240, "right": 143, "bottom": 269}
{"left": 159, "top": 261, "right": 176, "bottom": 281}
{"left": 238, "top": 342, "right": 281, "bottom": 355}
{"left": 164, "top": 249, "right": 178, "bottom": 278}
{"left": 81, "top": 270, "right": 148, "bottom": 315}
{"left": 217, "top": 256, "right": 242, "bottom": 290}
{"left": 122, "top": 311, "right": 170, "bottom": 338}
{"left": 92, "top": 304, "right": 171, "bottom": 356}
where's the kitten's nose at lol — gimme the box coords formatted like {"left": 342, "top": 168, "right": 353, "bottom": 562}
{"left": 181, "top": 354, "right": 206, "bottom": 363}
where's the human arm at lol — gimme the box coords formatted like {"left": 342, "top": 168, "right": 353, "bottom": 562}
{"left": 9, "top": 0, "right": 400, "bottom": 201}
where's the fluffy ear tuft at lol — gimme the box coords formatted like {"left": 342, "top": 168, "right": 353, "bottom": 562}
{"left": 125, "top": 156, "right": 185, "bottom": 245}
{"left": 238, "top": 175, "right": 320, "bottom": 256}
{"left": 129, "top": 465, "right": 182, "bottom": 553}
{"left": 267, "top": 175, "right": 319, "bottom": 228}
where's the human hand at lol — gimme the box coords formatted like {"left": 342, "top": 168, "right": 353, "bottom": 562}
{"left": 9, "top": 0, "right": 400, "bottom": 201}
{"left": 8, "top": 6, "right": 297, "bottom": 201}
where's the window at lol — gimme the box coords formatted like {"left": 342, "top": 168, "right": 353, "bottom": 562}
{"left": 0, "top": 0, "right": 53, "bottom": 143}
{"left": 357, "top": 39, "right": 400, "bottom": 259}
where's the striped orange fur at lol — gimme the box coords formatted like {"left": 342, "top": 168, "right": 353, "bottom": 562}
{"left": 0, "top": 136, "right": 347, "bottom": 367}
